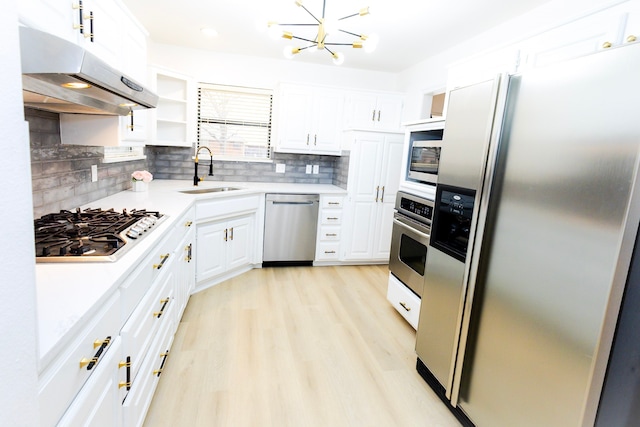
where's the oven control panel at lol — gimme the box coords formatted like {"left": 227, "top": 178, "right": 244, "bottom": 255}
{"left": 395, "top": 191, "right": 434, "bottom": 224}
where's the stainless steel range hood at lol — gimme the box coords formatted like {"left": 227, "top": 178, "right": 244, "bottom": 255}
{"left": 19, "top": 26, "right": 158, "bottom": 116}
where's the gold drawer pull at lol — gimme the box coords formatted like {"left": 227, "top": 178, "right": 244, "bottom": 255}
{"left": 153, "top": 297, "right": 171, "bottom": 318}
{"left": 184, "top": 220, "right": 193, "bottom": 227}
{"left": 153, "top": 253, "right": 170, "bottom": 270}
{"left": 326, "top": 217, "right": 339, "bottom": 220}
{"left": 399, "top": 302, "right": 411, "bottom": 312}
{"left": 118, "top": 381, "right": 132, "bottom": 389}
{"left": 602, "top": 41, "right": 613, "bottom": 49}
{"left": 627, "top": 35, "right": 637, "bottom": 43}
{"left": 328, "top": 202, "right": 340, "bottom": 205}
{"left": 326, "top": 233, "right": 337, "bottom": 237}
{"left": 324, "top": 250, "right": 336, "bottom": 254}
{"left": 119, "top": 356, "right": 131, "bottom": 390}
{"left": 79, "top": 357, "right": 98, "bottom": 369}
{"left": 154, "top": 350, "right": 170, "bottom": 377}
{"left": 93, "top": 336, "right": 111, "bottom": 349}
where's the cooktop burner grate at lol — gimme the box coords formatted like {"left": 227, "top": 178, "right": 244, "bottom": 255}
{"left": 34, "top": 207, "right": 165, "bottom": 262}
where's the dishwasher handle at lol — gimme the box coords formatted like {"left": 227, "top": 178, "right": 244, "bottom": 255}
{"left": 271, "top": 201, "right": 316, "bottom": 206}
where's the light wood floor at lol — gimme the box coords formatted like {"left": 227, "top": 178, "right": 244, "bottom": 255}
{"left": 143, "top": 265, "right": 461, "bottom": 427}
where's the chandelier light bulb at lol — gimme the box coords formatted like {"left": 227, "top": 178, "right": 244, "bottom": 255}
{"left": 267, "top": 23, "right": 282, "bottom": 40}
{"left": 332, "top": 52, "right": 345, "bottom": 65}
{"left": 283, "top": 46, "right": 300, "bottom": 59}
{"left": 363, "top": 33, "right": 379, "bottom": 53}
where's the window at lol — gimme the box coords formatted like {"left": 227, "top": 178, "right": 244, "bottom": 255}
{"left": 197, "top": 83, "right": 273, "bottom": 161}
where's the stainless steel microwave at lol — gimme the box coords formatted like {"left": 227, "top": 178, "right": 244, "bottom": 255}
{"left": 407, "top": 129, "right": 444, "bottom": 185}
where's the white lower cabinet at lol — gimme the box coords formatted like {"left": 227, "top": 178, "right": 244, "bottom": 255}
{"left": 315, "top": 195, "right": 345, "bottom": 262}
{"left": 342, "top": 131, "right": 404, "bottom": 262}
{"left": 56, "top": 337, "right": 124, "bottom": 427}
{"left": 196, "top": 214, "right": 254, "bottom": 284}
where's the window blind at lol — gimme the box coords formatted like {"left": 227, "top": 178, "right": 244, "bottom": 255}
{"left": 197, "top": 83, "right": 273, "bottom": 160}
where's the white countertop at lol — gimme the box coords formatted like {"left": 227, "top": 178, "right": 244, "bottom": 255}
{"left": 36, "top": 180, "right": 346, "bottom": 369}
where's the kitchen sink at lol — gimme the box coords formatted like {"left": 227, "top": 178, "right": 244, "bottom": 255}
{"left": 179, "top": 187, "right": 243, "bottom": 194}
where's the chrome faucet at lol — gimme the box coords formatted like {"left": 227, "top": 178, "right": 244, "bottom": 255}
{"left": 194, "top": 146, "right": 214, "bottom": 186}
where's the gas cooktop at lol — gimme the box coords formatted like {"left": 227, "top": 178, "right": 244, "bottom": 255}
{"left": 34, "top": 207, "right": 166, "bottom": 263}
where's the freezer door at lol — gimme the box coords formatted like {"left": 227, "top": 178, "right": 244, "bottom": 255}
{"left": 458, "top": 43, "right": 640, "bottom": 427}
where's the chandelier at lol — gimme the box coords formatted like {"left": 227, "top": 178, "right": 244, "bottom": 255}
{"left": 268, "top": 0, "right": 378, "bottom": 65}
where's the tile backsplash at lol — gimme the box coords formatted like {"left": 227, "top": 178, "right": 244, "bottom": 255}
{"left": 27, "top": 108, "right": 349, "bottom": 218}
{"left": 27, "top": 109, "right": 148, "bottom": 218}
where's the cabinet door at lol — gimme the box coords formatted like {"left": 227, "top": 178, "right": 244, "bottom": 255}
{"left": 344, "top": 135, "right": 384, "bottom": 260}
{"left": 175, "top": 227, "right": 195, "bottom": 321}
{"left": 81, "top": 0, "right": 122, "bottom": 67}
{"left": 18, "top": 0, "right": 80, "bottom": 44}
{"left": 346, "top": 93, "right": 378, "bottom": 129}
{"left": 311, "top": 89, "right": 344, "bottom": 154}
{"left": 227, "top": 216, "right": 253, "bottom": 271}
{"left": 196, "top": 221, "right": 227, "bottom": 283}
{"left": 372, "top": 136, "right": 404, "bottom": 259}
{"left": 375, "top": 95, "right": 403, "bottom": 131}
{"left": 56, "top": 338, "right": 123, "bottom": 427}
{"left": 518, "top": 7, "right": 622, "bottom": 70}
{"left": 277, "top": 86, "right": 313, "bottom": 152}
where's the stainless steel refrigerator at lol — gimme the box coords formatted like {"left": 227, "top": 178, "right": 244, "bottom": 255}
{"left": 415, "top": 41, "right": 640, "bottom": 427}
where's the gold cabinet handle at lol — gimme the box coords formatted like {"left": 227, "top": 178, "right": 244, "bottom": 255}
{"left": 306, "top": 134, "right": 310, "bottom": 145}
{"left": 93, "top": 336, "right": 111, "bottom": 349}
{"left": 326, "top": 217, "right": 339, "bottom": 221}
{"left": 153, "top": 297, "right": 171, "bottom": 318}
{"left": 119, "top": 356, "right": 131, "bottom": 390}
{"left": 377, "top": 110, "right": 381, "bottom": 122}
{"left": 326, "top": 233, "right": 337, "bottom": 237}
{"left": 380, "top": 186, "right": 385, "bottom": 203}
{"left": 399, "top": 302, "right": 411, "bottom": 312}
{"left": 375, "top": 186, "right": 380, "bottom": 202}
{"left": 153, "top": 253, "right": 170, "bottom": 270}
{"left": 324, "top": 250, "right": 336, "bottom": 254}
{"left": 314, "top": 134, "right": 317, "bottom": 146}
{"left": 79, "top": 357, "right": 98, "bottom": 369}
{"left": 229, "top": 227, "right": 234, "bottom": 241}
{"left": 602, "top": 41, "right": 613, "bottom": 49}
{"left": 627, "top": 35, "right": 637, "bottom": 43}
{"left": 224, "top": 228, "right": 228, "bottom": 242}
{"left": 184, "top": 220, "right": 193, "bottom": 227}
{"left": 371, "top": 109, "right": 376, "bottom": 121}
{"left": 328, "top": 202, "right": 340, "bottom": 205}
{"left": 154, "top": 350, "right": 170, "bottom": 377}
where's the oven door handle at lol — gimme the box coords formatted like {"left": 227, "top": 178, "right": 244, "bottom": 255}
{"left": 393, "top": 217, "right": 430, "bottom": 240}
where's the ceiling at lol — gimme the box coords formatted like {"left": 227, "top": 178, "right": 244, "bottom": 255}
{"left": 121, "top": 0, "right": 553, "bottom": 72}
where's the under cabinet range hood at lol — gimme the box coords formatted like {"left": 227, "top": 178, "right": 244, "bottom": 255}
{"left": 19, "top": 26, "right": 158, "bottom": 116}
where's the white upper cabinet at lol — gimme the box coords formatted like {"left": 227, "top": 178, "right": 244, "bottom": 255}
{"left": 18, "top": 0, "right": 147, "bottom": 75}
{"left": 344, "top": 92, "right": 404, "bottom": 132}
{"left": 275, "top": 83, "right": 344, "bottom": 155}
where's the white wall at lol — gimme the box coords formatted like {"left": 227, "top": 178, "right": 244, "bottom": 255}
{"left": 398, "top": 0, "right": 629, "bottom": 122}
{"left": 1, "top": 2, "right": 39, "bottom": 426}
{"left": 149, "top": 43, "right": 401, "bottom": 92}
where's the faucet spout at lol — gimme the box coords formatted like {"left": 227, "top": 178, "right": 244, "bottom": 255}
{"left": 194, "top": 146, "right": 214, "bottom": 186}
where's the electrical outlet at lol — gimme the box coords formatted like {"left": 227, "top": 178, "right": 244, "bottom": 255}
{"left": 91, "top": 165, "right": 98, "bottom": 182}
{"left": 313, "top": 165, "right": 319, "bottom": 174}
{"left": 276, "top": 163, "right": 286, "bottom": 173}
{"left": 306, "top": 165, "right": 312, "bottom": 174}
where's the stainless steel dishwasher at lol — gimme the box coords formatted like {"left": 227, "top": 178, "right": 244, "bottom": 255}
{"left": 263, "top": 193, "right": 319, "bottom": 265}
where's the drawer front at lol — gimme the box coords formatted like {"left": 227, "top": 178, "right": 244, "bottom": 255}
{"left": 386, "top": 274, "right": 421, "bottom": 330}
{"left": 170, "top": 206, "right": 195, "bottom": 249}
{"left": 120, "top": 266, "right": 175, "bottom": 384}
{"left": 122, "top": 310, "right": 175, "bottom": 427}
{"left": 39, "top": 292, "right": 120, "bottom": 427}
{"left": 318, "top": 226, "right": 341, "bottom": 241}
{"left": 56, "top": 338, "right": 122, "bottom": 427}
{"left": 196, "top": 194, "right": 260, "bottom": 221}
{"left": 322, "top": 196, "right": 344, "bottom": 209}
{"left": 320, "top": 210, "right": 343, "bottom": 225}
{"left": 316, "top": 242, "right": 340, "bottom": 260}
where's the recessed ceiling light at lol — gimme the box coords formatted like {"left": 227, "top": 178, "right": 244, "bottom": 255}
{"left": 61, "top": 82, "right": 91, "bottom": 89}
{"left": 201, "top": 27, "right": 218, "bottom": 38}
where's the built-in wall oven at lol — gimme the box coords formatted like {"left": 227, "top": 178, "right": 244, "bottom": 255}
{"left": 389, "top": 191, "right": 434, "bottom": 297}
